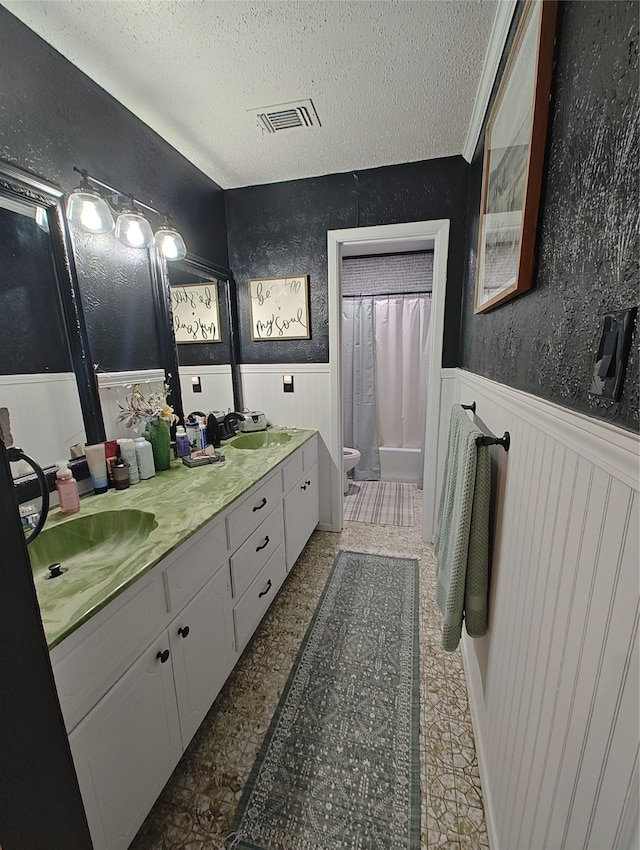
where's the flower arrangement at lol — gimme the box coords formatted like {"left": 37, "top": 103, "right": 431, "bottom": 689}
{"left": 117, "top": 382, "right": 178, "bottom": 432}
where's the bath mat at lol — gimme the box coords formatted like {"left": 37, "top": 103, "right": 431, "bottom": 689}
{"left": 343, "top": 480, "right": 415, "bottom": 526}
{"left": 227, "top": 550, "right": 421, "bottom": 850}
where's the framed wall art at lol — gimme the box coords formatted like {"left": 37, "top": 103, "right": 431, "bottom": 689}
{"left": 474, "top": 0, "right": 557, "bottom": 314}
{"left": 170, "top": 281, "right": 222, "bottom": 343}
{"left": 248, "top": 276, "right": 310, "bottom": 340}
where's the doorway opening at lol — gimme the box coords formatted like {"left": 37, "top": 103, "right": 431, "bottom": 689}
{"left": 327, "top": 220, "right": 450, "bottom": 540}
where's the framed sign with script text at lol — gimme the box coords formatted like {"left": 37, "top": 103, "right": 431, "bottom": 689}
{"left": 170, "top": 282, "right": 222, "bottom": 343}
{"left": 248, "top": 276, "right": 310, "bottom": 340}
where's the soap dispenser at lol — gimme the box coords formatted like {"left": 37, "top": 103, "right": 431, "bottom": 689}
{"left": 55, "top": 460, "right": 80, "bottom": 515}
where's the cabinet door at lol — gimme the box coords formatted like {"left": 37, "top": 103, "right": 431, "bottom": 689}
{"left": 283, "top": 463, "right": 319, "bottom": 571}
{"left": 69, "top": 637, "right": 182, "bottom": 850}
{"left": 169, "top": 564, "right": 235, "bottom": 747}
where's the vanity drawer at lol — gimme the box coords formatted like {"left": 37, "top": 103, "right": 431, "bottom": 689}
{"left": 282, "top": 450, "right": 304, "bottom": 495}
{"left": 163, "top": 519, "right": 228, "bottom": 612}
{"left": 226, "top": 472, "right": 282, "bottom": 551}
{"left": 233, "top": 543, "right": 287, "bottom": 652}
{"left": 230, "top": 504, "right": 284, "bottom": 599}
{"left": 52, "top": 574, "right": 165, "bottom": 733}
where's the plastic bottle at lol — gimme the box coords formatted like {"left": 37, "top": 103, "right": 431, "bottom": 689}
{"left": 185, "top": 420, "right": 200, "bottom": 453}
{"left": 117, "top": 437, "right": 140, "bottom": 484}
{"left": 55, "top": 460, "right": 80, "bottom": 514}
{"left": 175, "top": 426, "right": 190, "bottom": 458}
{"left": 134, "top": 437, "right": 155, "bottom": 480}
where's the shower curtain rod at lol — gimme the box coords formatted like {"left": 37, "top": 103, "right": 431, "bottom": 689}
{"left": 341, "top": 290, "right": 432, "bottom": 298}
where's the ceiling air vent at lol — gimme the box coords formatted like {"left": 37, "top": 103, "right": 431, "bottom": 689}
{"left": 249, "top": 99, "right": 321, "bottom": 134}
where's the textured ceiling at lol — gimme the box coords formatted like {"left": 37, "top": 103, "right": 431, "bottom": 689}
{"left": 3, "top": 0, "right": 497, "bottom": 189}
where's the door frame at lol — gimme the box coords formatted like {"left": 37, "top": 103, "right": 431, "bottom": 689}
{"left": 327, "top": 219, "right": 450, "bottom": 538}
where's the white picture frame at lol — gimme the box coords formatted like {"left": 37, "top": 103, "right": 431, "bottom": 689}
{"left": 170, "top": 282, "right": 222, "bottom": 343}
{"left": 248, "top": 276, "right": 310, "bottom": 340}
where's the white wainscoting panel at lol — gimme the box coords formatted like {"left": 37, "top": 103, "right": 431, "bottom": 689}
{"left": 449, "top": 370, "right": 639, "bottom": 850}
{"left": 97, "top": 370, "right": 165, "bottom": 441}
{"left": 0, "top": 373, "right": 86, "bottom": 469}
{"left": 240, "top": 364, "right": 332, "bottom": 528}
{"left": 177, "top": 364, "right": 234, "bottom": 416}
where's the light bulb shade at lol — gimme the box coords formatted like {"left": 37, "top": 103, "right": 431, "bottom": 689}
{"left": 154, "top": 227, "right": 187, "bottom": 261}
{"left": 115, "top": 212, "right": 154, "bottom": 248}
{"left": 66, "top": 190, "right": 115, "bottom": 234}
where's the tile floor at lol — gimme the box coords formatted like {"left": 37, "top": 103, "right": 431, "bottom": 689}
{"left": 131, "top": 486, "right": 489, "bottom": 850}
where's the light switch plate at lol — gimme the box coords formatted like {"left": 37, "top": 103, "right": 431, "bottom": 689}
{"left": 589, "top": 307, "right": 637, "bottom": 401}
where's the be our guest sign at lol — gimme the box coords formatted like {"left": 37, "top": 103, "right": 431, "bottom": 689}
{"left": 248, "top": 276, "right": 310, "bottom": 340}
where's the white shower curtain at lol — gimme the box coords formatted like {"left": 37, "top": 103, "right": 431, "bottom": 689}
{"left": 374, "top": 294, "right": 431, "bottom": 448}
{"left": 342, "top": 297, "right": 381, "bottom": 481}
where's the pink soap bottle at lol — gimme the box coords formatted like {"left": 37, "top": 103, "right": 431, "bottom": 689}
{"left": 55, "top": 460, "right": 80, "bottom": 515}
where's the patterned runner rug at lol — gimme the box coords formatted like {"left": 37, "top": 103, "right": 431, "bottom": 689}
{"left": 343, "top": 480, "right": 415, "bottom": 526}
{"left": 227, "top": 550, "right": 421, "bottom": 850}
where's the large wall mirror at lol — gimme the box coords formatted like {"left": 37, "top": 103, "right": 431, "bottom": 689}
{"left": 0, "top": 162, "right": 104, "bottom": 474}
{"left": 162, "top": 255, "right": 242, "bottom": 421}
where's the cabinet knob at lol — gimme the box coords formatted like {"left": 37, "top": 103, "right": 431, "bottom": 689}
{"left": 301, "top": 484, "right": 307, "bottom": 491}
{"left": 156, "top": 649, "right": 170, "bottom": 664}
{"left": 178, "top": 626, "right": 190, "bottom": 639}
{"left": 256, "top": 535, "right": 270, "bottom": 552}
{"left": 252, "top": 497, "right": 267, "bottom": 512}
{"left": 305, "top": 480, "right": 311, "bottom": 486}
{"left": 258, "top": 579, "right": 272, "bottom": 599}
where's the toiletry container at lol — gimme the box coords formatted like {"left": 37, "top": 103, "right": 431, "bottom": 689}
{"left": 134, "top": 437, "right": 155, "bottom": 479}
{"left": 117, "top": 438, "right": 140, "bottom": 484}
{"left": 175, "top": 426, "right": 190, "bottom": 458}
{"left": 112, "top": 457, "right": 130, "bottom": 490}
{"left": 55, "top": 461, "right": 80, "bottom": 514}
{"left": 185, "top": 420, "right": 200, "bottom": 452}
{"left": 84, "top": 443, "right": 108, "bottom": 494}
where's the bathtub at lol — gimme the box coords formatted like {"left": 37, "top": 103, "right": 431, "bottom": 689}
{"left": 378, "top": 446, "right": 422, "bottom": 484}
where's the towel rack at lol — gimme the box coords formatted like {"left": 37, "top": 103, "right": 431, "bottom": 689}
{"left": 462, "top": 401, "right": 510, "bottom": 452}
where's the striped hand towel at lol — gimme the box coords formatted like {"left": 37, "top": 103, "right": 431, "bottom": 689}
{"left": 434, "top": 404, "right": 491, "bottom": 652}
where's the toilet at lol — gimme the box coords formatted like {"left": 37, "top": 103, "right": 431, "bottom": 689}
{"left": 343, "top": 447, "right": 361, "bottom": 495}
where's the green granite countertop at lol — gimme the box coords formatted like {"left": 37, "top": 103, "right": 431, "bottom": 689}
{"left": 29, "top": 428, "right": 317, "bottom": 650}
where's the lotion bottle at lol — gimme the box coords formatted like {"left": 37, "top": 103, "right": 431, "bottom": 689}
{"left": 55, "top": 461, "right": 80, "bottom": 514}
{"left": 134, "top": 437, "right": 155, "bottom": 480}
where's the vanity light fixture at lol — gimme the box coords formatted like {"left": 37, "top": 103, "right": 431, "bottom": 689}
{"left": 154, "top": 224, "right": 187, "bottom": 261}
{"left": 66, "top": 168, "right": 115, "bottom": 235}
{"left": 67, "top": 167, "right": 188, "bottom": 259}
{"left": 114, "top": 196, "right": 155, "bottom": 249}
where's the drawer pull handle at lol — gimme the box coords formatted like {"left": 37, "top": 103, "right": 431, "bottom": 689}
{"left": 256, "top": 535, "right": 270, "bottom": 552}
{"left": 258, "top": 579, "right": 272, "bottom": 598}
{"left": 301, "top": 484, "right": 307, "bottom": 491}
{"left": 305, "top": 480, "right": 311, "bottom": 486}
{"left": 156, "top": 649, "right": 170, "bottom": 664}
{"left": 178, "top": 626, "right": 190, "bottom": 639}
{"left": 253, "top": 497, "right": 267, "bottom": 512}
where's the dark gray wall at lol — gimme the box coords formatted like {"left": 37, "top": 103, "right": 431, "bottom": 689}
{"left": 460, "top": 0, "right": 639, "bottom": 431}
{"left": 225, "top": 158, "right": 469, "bottom": 365}
{"left": 0, "top": 6, "right": 228, "bottom": 373}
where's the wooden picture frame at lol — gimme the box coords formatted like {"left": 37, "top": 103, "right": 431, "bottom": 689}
{"left": 170, "top": 281, "right": 222, "bottom": 343}
{"left": 248, "top": 276, "right": 310, "bottom": 340}
{"left": 474, "top": 0, "right": 557, "bottom": 314}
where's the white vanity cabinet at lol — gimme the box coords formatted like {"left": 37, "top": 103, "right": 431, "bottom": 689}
{"left": 69, "top": 563, "right": 235, "bottom": 850}
{"left": 283, "top": 436, "right": 319, "bottom": 570}
{"left": 53, "top": 434, "right": 319, "bottom": 850}
{"left": 69, "top": 633, "right": 183, "bottom": 850}
{"left": 168, "top": 565, "right": 235, "bottom": 747}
